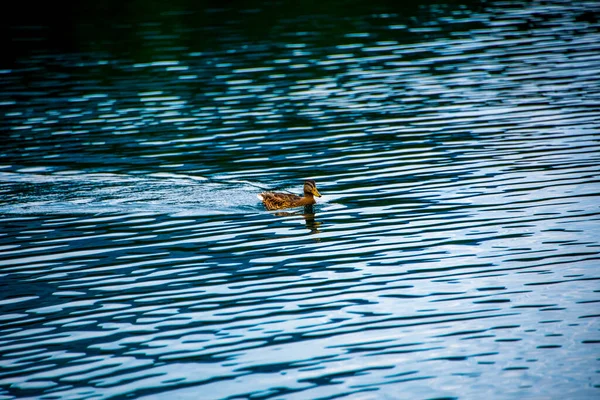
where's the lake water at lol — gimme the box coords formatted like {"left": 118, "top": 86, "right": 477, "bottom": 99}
{"left": 1, "top": 0, "right": 599, "bottom": 398}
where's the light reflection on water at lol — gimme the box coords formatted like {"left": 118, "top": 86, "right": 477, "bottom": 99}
{"left": 1, "top": 0, "right": 600, "bottom": 398}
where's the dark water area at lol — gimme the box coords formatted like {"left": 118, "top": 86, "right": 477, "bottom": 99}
{"left": 1, "top": 0, "right": 600, "bottom": 398}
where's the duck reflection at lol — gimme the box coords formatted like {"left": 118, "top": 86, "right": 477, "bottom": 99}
{"left": 274, "top": 205, "right": 322, "bottom": 234}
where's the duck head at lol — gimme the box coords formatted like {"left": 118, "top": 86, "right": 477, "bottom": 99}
{"left": 304, "top": 179, "right": 321, "bottom": 197}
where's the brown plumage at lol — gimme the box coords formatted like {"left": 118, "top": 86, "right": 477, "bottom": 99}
{"left": 258, "top": 180, "right": 322, "bottom": 210}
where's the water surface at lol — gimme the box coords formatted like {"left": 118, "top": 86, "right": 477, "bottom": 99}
{"left": 1, "top": 0, "right": 599, "bottom": 398}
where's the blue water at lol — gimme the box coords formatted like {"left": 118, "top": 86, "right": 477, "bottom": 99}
{"left": 1, "top": 0, "right": 599, "bottom": 398}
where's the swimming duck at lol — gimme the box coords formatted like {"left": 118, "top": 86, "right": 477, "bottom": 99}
{"left": 258, "top": 180, "right": 322, "bottom": 210}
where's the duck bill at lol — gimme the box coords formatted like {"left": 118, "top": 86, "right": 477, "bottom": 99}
{"left": 313, "top": 189, "right": 322, "bottom": 197}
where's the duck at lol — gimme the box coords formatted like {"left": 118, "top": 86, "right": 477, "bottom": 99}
{"left": 258, "top": 179, "right": 322, "bottom": 210}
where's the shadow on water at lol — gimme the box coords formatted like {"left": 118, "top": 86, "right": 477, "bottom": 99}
{"left": 274, "top": 205, "right": 323, "bottom": 235}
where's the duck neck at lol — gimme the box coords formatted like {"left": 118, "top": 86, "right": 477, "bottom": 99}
{"left": 301, "top": 192, "right": 315, "bottom": 205}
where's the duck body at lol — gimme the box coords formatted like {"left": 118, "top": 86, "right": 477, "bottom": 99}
{"left": 258, "top": 179, "right": 322, "bottom": 211}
